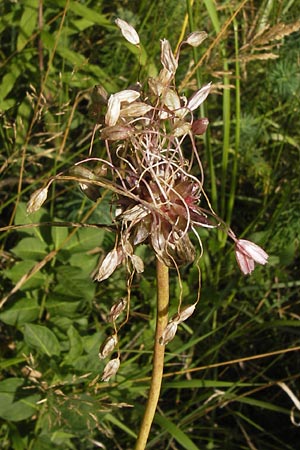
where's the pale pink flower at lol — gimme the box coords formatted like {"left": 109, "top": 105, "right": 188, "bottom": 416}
{"left": 235, "top": 239, "right": 269, "bottom": 275}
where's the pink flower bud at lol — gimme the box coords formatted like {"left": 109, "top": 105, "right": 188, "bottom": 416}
{"left": 192, "top": 118, "right": 209, "bottom": 135}
{"left": 235, "top": 239, "right": 269, "bottom": 275}
{"left": 101, "top": 357, "right": 120, "bottom": 382}
{"left": 115, "top": 18, "right": 140, "bottom": 46}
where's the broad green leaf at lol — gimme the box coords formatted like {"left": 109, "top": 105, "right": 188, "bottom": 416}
{"left": 63, "top": 325, "right": 83, "bottom": 363}
{"left": 0, "top": 378, "right": 40, "bottom": 422}
{"left": 46, "top": 297, "right": 81, "bottom": 317}
{"left": 23, "top": 323, "right": 61, "bottom": 356}
{"left": 0, "top": 63, "right": 22, "bottom": 101}
{"left": 17, "top": 0, "right": 38, "bottom": 52}
{"left": 12, "top": 236, "right": 48, "bottom": 260}
{"left": 0, "top": 297, "right": 39, "bottom": 326}
{"left": 4, "top": 260, "right": 46, "bottom": 290}
{"left": 51, "top": 224, "right": 69, "bottom": 249}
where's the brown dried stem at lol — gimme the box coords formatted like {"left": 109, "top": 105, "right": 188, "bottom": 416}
{"left": 134, "top": 259, "right": 169, "bottom": 450}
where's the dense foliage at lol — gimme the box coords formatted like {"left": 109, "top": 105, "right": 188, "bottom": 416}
{"left": 1, "top": 1, "right": 300, "bottom": 449}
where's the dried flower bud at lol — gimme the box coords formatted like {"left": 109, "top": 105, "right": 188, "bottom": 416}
{"left": 192, "top": 118, "right": 209, "bottom": 135}
{"left": 159, "top": 321, "right": 178, "bottom": 345}
{"left": 98, "top": 334, "right": 118, "bottom": 359}
{"left": 187, "top": 83, "right": 212, "bottom": 111}
{"left": 101, "top": 357, "right": 120, "bottom": 382}
{"left": 115, "top": 18, "right": 140, "bottom": 46}
{"left": 115, "top": 89, "right": 141, "bottom": 103}
{"left": 173, "top": 121, "right": 191, "bottom": 137}
{"left": 101, "top": 125, "right": 133, "bottom": 141}
{"left": 185, "top": 31, "right": 207, "bottom": 47}
{"left": 131, "top": 254, "right": 144, "bottom": 273}
{"left": 94, "top": 248, "right": 123, "bottom": 282}
{"left": 160, "top": 39, "right": 178, "bottom": 75}
{"left": 120, "top": 102, "right": 153, "bottom": 118}
{"left": 105, "top": 94, "right": 121, "bottom": 126}
{"left": 27, "top": 186, "right": 49, "bottom": 214}
{"left": 235, "top": 239, "right": 269, "bottom": 275}
{"left": 109, "top": 298, "right": 127, "bottom": 322}
{"left": 163, "top": 89, "right": 181, "bottom": 111}
{"left": 91, "top": 85, "right": 108, "bottom": 104}
{"left": 173, "top": 303, "right": 196, "bottom": 324}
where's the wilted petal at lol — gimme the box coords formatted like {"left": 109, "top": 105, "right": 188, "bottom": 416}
{"left": 94, "top": 248, "right": 122, "bottom": 282}
{"left": 120, "top": 102, "right": 153, "bottom": 118}
{"left": 115, "top": 18, "right": 140, "bottom": 45}
{"left": 185, "top": 31, "right": 207, "bottom": 47}
{"left": 115, "top": 89, "right": 141, "bottom": 103}
{"left": 174, "top": 303, "right": 197, "bottom": 324}
{"left": 160, "top": 39, "right": 178, "bottom": 75}
{"left": 109, "top": 298, "right": 127, "bottom": 322}
{"left": 187, "top": 83, "right": 212, "bottom": 111}
{"left": 27, "top": 186, "right": 48, "bottom": 214}
{"left": 163, "top": 89, "right": 181, "bottom": 111}
{"left": 101, "top": 124, "right": 133, "bottom": 140}
{"left": 98, "top": 334, "right": 118, "bottom": 359}
{"left": 105, "top": 94, "right": 121, "bottom": 126}
{"left": 101, "top": 357, "right": 120, "bottom": 382}
{"left": 235, "top": 239, "right": 269, "bottom": 275}
{"left": 173, "top": 121, "right": 191, "bottom": 137}
{"left": 131, "top": 254, "right": 144, "bottom": 273}
{"left": 159, "top": 321, "right": 178, "bottom": 345}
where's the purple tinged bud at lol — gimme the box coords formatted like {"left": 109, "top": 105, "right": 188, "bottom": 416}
{"left": 192, "top": 118, "right": 209, "bottom": 135}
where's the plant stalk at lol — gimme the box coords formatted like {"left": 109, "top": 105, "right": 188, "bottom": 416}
{"left": 134, "top": 259, "right": 169, "bottom": 450}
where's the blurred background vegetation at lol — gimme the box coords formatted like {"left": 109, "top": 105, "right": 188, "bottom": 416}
{"left": 1, "top": 0, "right": 300, "bottom": 449}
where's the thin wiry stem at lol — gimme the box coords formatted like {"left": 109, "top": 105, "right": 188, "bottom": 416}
{"left": 134, "top": 259, "right": 169, "bottom": 450}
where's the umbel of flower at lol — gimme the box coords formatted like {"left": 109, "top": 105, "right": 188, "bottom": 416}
{"left": 89, "top": 18, "right": 269, "bottom": 282}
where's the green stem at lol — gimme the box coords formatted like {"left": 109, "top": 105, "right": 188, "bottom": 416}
{"left": 134, "top": 259, "right": 169, "bottom": 450}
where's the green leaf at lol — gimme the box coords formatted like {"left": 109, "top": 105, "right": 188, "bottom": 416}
{"left": 154, "top": 414, "right": 199, "bottom": 450}
{"left": 23, "top": 323, "right": 61, "bottom": 356}
{"left": 0, "top": 297, "right": 40, "bottom": 326}
{"left": 0, "top": 378, "right": 40, "bottom": 422}
{"left": 4, "top": 260, "right": 46, "bottom": 290}
{"left": 17, "top": 0, "right": 38, "bottom": 52}
{"left": 63, "top": 325, "right": 83, "bottom": 364}
{"left": 12, "top": 237, "right": 47, "bottom": 260}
